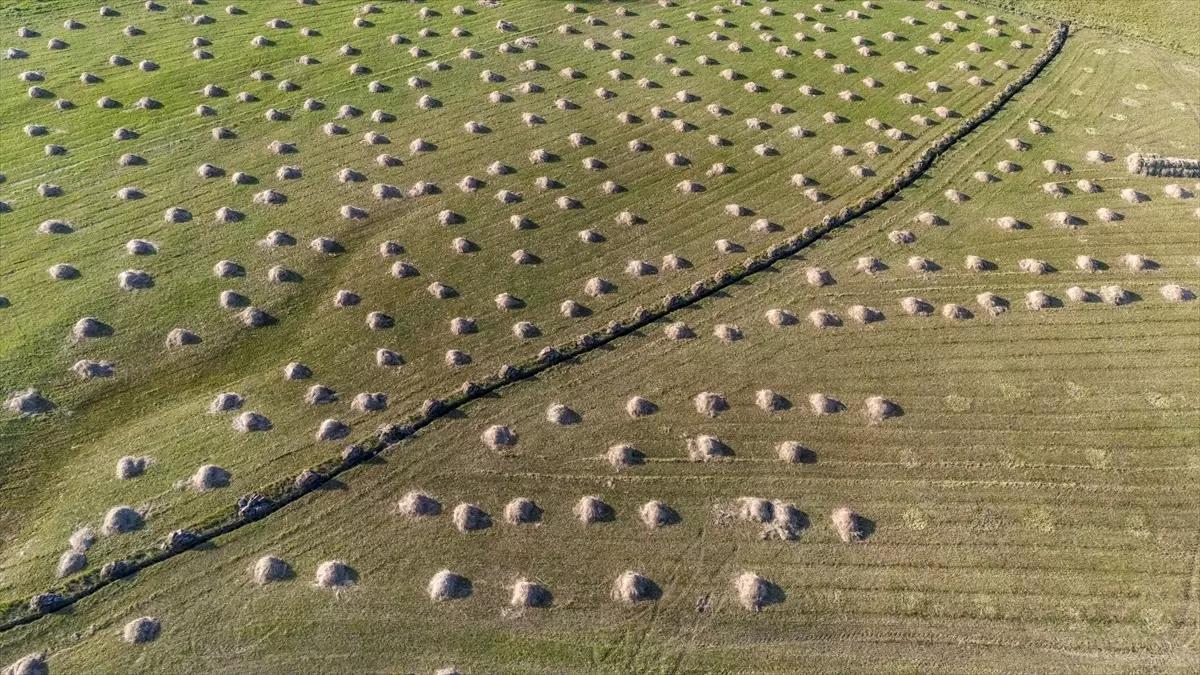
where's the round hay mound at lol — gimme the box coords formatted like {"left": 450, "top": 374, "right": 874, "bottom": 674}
{"left": 612, "top": 571, "right": 658, "bottom": 604}
{"left": 115, "top": 456, "right": 150, "bottom": 480}
{"left": 1026, "top": 290, "right": 1053, "bottom": 310}
{"left": 976, "top": 292, "right": 1009, "bottom": 315}
{"left": 72, "top": 316, "right": 112, "bottom": 340}
{"left": 315, "top": 560, "right": 354, "bottom": 588}
{"left": 735, "top": 572, "right": 781, "bottom": 612}
{"left": 1099, "top": 285, "right": 1133, "bottom": 306}
{"left": 189, "top": 464, "right": 230, "bottom": 491}
{"left": 1122, "top": 253, "right": 1153, "bottom": 272}
{"left": 102, "top": 506, "right": 142, "bottom": 535}
{"left": 57, "top": 550, "right": 87, "bottom": 578}
{"left": 504, "top": 497, "right": 541, "bottom": 524}
{"left": 429, "top": 569, "right": 471, "bottom": 601}
{"left": 251, "top": 555, "right": 290, "bottom": 584}
{"left": 640, "top": 501, "right": 679, "bottom": 528}
{"left": 756, "top": 389, "right": 789, "bottom": 412}
{"left": 739, "top": 497, "right": 774, "bottom": 524}
{"left": 397, "top": 491, "right": 442, "bottom": 517}
{"left": 694, "top": 392, "right": 728, "bottom": 417}
{"left": 765, "top": 308, "right": 798, "bottom": 326}
{"left": 848, "top": 305, "right": 884, "bottom": 324}
{"left": 625, "top": 396, "right": 658, "bottom": 418}
{"left": 777, "top": 441, "right": 811, "bottom": 463}
{"left": 688, "top": 435, "right": 733, "bottom": 461}
{"left": 122, "top": 616, "right": 160, "bottom": 644}
{"left": 546, "top": 403, "right": 580, "bottom": 425}
{"left": 511, "top": 579, "right": 552, "bottom": 608}
{"left": 607, "top": 443, "right": 642, "bottom": 468}
{"left": 1160, "top": 285, "right": 1195, "bottom": 302}
{"left": 208, "top": 392, "right": 243, "bottom": 414}
{"left": 809, "top": 309, "right": 842, "bottom": 328}
{"left": 482, "top": 425, "right": 518, "bottom": 449}
{"left": 233, "top": 411, "right": 272, "bottom": 432}
{"left": 809, "top": 393, "right": 844, "bottom": 415}
{"left": 574, "top": 495, "right": 614, "bottom": 523}
{"left": 3, "top": 655, "right": 48, "bottom": 675}
{"left": 864, "top": 396, "right": 902, "bottom": 423}
{"left": 831, "top": 507, "right": 865, "bottom": 542}
{"left": 900, "top": 297, "right": 934, "bottom": 316}
{"left": 1018, "top": 258, "right": 1051, "bottom": 275}
{"left": 942, "top": 303, "right": 974, "bottom": 320}
{"left": 713, "top": 324, "right": 743, "bottom": 342}
{"left": 315, "top": 419, "right": 350, "bottom": 441}
{"left": 452, "top": 503, "right": 491, "bottom": 532}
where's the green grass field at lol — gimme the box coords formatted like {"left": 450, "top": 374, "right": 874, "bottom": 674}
{"left": 1, "top": 1, "right": 1197, "bottom": 673}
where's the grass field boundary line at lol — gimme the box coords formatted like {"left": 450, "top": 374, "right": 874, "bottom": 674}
{"left": 0, "top": 20, "right": 1072, "bottom": 633}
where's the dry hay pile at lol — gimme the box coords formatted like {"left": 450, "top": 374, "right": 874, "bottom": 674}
{"left": 574, "top": 495, "right": 614, "bottom": 523}
{"left": 831, "top": 507, "right": 866, "bottom": 542}
{"left": 102, "top": 506, "right": 142, "bottom": 535}
{"left": 233, "top": 411, "right": 271, "bottom": 432}
{"left": 976, "top": 292, "right": 1009, "bottom": 315}
{"left": 713, "top": 324, "right": 743, "bottom": 342}
{"left": 765, "top": 308, "right": 798, "bottom": 326}
{"left": 694, "top": 392, "right": 729, "bottom": 417}
{"left": 777, "top": 441, "right": 811, "bottom": 464}
{"left": 1160, "top": 285, "right": 1195, "bottom": 302}
{"left": 188, "top": 464, "right": 231, "bottom": 491}
{"left": 755, "top": 389, "right": 789, "bottom": 412}
{"left": 315, "top": 560, "right": 354, "bottom": 588}
{"left": 510, "top": 579, "right": 552, "bottom": 608}
{"left": 734, "top": 572, "right": 782, "bottom": 612}
{"left": 1125, "top": 153, "right": 1200, "bottom": 178}
{"left": 251, "top": 555, "right": 291, "bottom": 585}
{"left": 452, "top": 503, "right": 492, "bottom": 532}
{"left": 1099, "top": 285, "right": 1133, "bottom": 306}
{"left": 504, "top": 497, "right": 541, "bottom": 525}
{"left": 663, "top": 322, "right": 695, "bottom": 340}
{"left": 864, "top": 396, "right": 902, "bottom": 423}
{"left": 546, "top": 403, "right": 581, "bottom": 425}
{"left": 397, "top": 491, "right": 442, "bottom": 517}
{"left": 611, "top": 571, "right": 658, "bottom": 604}
{"left": 640, "top": 500, "right": 679, "bottom": 528}
{"left": 809, "top": 393, "right": 845, "bottom": 415}
{"left": 482, "top": 424, "right": 518, "bottom": 449}
{"left": 688, "top": 435, "right": 733, "bottom": 461}
{"left": 847, "top": 305, "right": 884, "bottom": 324}
{"left": 122, "top": 616, "right": 160, "bottom": 644}
{"left": 607, "top": 443, "right": 642, "bottom": 467}
{"left": 1026, "top": 290, "right": 1053, "bottom": 310}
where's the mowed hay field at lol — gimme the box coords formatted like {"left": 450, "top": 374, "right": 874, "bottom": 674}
{"left": 2, "top": 13, "right": 1198, "bottom": 675}
{"left": 0, "top": 0, "right": 1056, "bottom": 604}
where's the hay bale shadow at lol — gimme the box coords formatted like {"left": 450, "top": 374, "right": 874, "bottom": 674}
{"left": 758, "top": 580, "right": 786, "bottom": 609}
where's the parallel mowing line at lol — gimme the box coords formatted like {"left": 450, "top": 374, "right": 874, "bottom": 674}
{"left": 0, "top": 20, "right": 1072, "bottom": 632}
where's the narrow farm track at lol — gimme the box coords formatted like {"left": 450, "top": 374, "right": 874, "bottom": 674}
{"left": 0, "top": 20, "right": 1073, "bottom": 633}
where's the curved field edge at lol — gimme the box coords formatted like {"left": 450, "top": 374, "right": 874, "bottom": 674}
{"left": 0, "top": 20, "right": 1072, "bottom": 631}
{"left": 973, "top": 0, "right": 1200, "bottom": 56}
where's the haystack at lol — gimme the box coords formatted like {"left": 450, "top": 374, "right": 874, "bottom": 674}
{"left": 735, "top": 572, "right": 782, "bottom": 612}
{"left": 1026, "top": 291, "right": 1053, "bottom": 310}
{"left": 694, "top": 392, "right": 729, "bottom": 417}
{"left": 233, "top": 411, "right": 271, "bottom": 432}
{"left": 1018, "top": 258, "right": 1051, "bottom": 275}
{"left": 976, "top": 292, "right": 1008, "bottom": 315}
{"left": 397, "top": 491, "right": 441, "bottom": 517}
{"left": 208, "top": 392, "right": 243, "bottom": 414}
{"left": 808, "top": 309, "right": 842, "bottom": 328}
{"left": 1122, "top": 253, "right": 1153, "bottom": 272}
{"left": 575, "top": 496, "right": 614, "bottom": 523}
{"left": 122, "top": 617, "right": 160, "bottom": 644}
{"left": 102, "top": 506, "right": 142, "bottom": 535}
{"left": 116, "top": 456, "right": 150, "bottom": 479}
{"left": 766, "top": 308, "right": 798, "bottom": 326}
{"left": 1161, "top": 285, "right": 1195, "bottom": 302}
{"left": 73, "top": 360, "right": 114, "bottom": 379}
{"left": 1099, "top": 285, "right": 1133, "bottom": 306}
{"left": 189, "top": 464, "right": 230, "bottom": 491}
{"left": 713, "top": 324, "right": 743, "bottom": 342}
{"left": 809, "top": 393, "right": 844, "bottom": 415}
{"left": 510, "top": 579, "right": 552, "bottom": 608}
{"left": 1087, "top": 149, "right": 1112, "bottom": 162}
{"left": 504, "top": 498, "right": 540, "bottom": 524}
{"left": 688, "top": 435, "right": 732, "bottom": 461}
{"left": 831, "top": 508, "right": 865, "bottom": 542}
{"left": 68, "top": 528, "right": 94, "bottom": 554}
{"left": 251, "top": 556, "right": 290, "bottom": 585}
{"left": 900, "top": 297, "right": 934, "bottom": 316}
{"left": 864, "top": 396, "right": 902, "bottom": 423}
{"left": 612, "top": 571, "right": 658, "bottom": 603}
{"left": 640, "top": 501, "right": 678, "bottom": 528}
{"left": 756, "top": 390, "right": 789, "bottom": 412}
{"left": 848, "top": 305, "right": 883, "bottom": 324}
{"left": 315, "top": 560, "right": 354, "bottom": 588}
{"left": 452, "top": 503, "right": 491, "bottom": 532}
{"left": 546, "top": 403, "right": 580, "bottom": 425}
{"left": 57, "top": 551, "right": 86, "bottom": 578}
{"left": 482, "top": 425, "right": 517, "bottom": 449}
